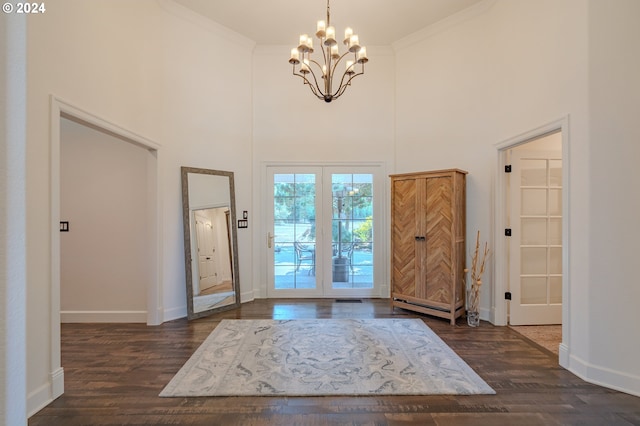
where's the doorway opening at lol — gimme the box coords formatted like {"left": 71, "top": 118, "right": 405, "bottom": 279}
{"left": 48, "top": 96, "right": 162, "bottom": 402}
{"left": 59, "top": 116, "right": 154, "bottom": 323}
{"left": 494, "top": 117, "right": 570, "bottom": 364}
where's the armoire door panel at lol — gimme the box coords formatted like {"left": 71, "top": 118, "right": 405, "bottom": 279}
{"left": 392, "top": 178, "right": 419, "bottom": 297}
{"left": 425, "top": 176, "right": 453, "bottom": 304}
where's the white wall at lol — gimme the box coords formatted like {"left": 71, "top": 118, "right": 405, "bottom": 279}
{"left": 26, "top": 0, "right": 254, "bottom": 415}
{"left": 253, "top": 45, "right": 395, "bottom": 163}
{"left": 1, "top": 9, "right": 28, "bottom": 426}
{"left": 187, "top": 173, "right": 230, "bottom": 208}
{"left": 587, "top": 0, "right": 640, "bottom": 393}
{"left": 395, "top": 0, "right": 639, "bottom": 396}
{"left": 395, "top": 0, "right": 590, "bottom": 333}
{"left": 251, "top": 45, "right": 395, "bottom": 297}
{"left": 60, "top": 117, "right": 151, "bottom": 322}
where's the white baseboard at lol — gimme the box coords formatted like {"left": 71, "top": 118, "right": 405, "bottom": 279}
{"left": 559, "top": 343, "right": 570, "bottom": 368}
{"left": 27, "top": 367, "right": 64, "bottom": 418}
{"left": 163, "top": 305, "right": 187, "bottom": 322}
{"left": 61, "top": 310, "right": 147, "bottom": 323}
{"left": 568, "top": 353, "right": 640, "bottom": 398}
{"left": 479, "top": 306, "right": 491, "bottom": 322}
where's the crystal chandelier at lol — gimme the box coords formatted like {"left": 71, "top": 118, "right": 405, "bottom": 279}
{"left": 288, "top": 0, "right": 368, "bottom": 103}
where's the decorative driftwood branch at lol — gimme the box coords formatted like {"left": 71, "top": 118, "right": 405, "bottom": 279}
{"left": 466, "top": 230, "right": 489, "bottom": 313}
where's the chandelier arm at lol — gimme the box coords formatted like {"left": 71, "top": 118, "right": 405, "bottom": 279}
{"left": 292, "top": 65, "right": 324, "bottom": 100}
{"left": 301, "top": 53, "right": 328, "bottom": 97}
{"left": 293, "top": 72, "right": 324, "bottom": 100}
{"left": 305, "top": 68, "right": 327, "bottom": 98}
{"left": 320, "top": 43, "right": 329, "bottom": 75}
{"left": 332, "top": 64, "right": 364, "bottom": 98}
{"left": 333, "top": 67, "right": 365, "bottom": 99}
{"left": 330, "top": 51, "right": 351, "bottom": 76}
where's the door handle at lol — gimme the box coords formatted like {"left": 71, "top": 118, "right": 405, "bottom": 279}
{"left": 268, "top": 232, "right": 275, "bottom": 248}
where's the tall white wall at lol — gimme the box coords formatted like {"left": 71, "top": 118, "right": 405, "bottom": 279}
{"left": 1, "top": 9, "right": 27, "bottom": 426}
{"left": 395, "top": 0, "right": 639, "bottom": 396}
{"left": 60, "top": 117, "right": 151, "bottom": 321}
{"left": 26, "top": 0, "right": 253, "bottom": 415}
{"left": 253, "top": 46, "right": 395, "bottom": 163}
{"left": 251, "top": 45, "right": 395, "bottom": 296}
{"left": 587, "top": 0, "right": 640, "bottom": 393}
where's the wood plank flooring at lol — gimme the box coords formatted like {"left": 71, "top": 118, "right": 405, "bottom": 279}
{"left": 29, "top": 299, "right": 640, "bottom": 425}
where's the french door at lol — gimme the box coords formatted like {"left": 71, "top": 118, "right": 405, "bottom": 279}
{"left": 266, "top": 165, "right": 383, "bottom": 298}
{"left": 509, "top": 149, "right": 562, "bottom": 325}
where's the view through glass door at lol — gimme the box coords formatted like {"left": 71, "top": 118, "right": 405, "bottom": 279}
{"left": 267, "top": 165, "right": 382, "bottom": 298}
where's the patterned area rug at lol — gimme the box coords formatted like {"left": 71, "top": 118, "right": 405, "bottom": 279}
{"left": 160, "top": 319, "right": 495, "bottom": 397}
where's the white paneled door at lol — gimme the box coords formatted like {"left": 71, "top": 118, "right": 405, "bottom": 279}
{"left": 266, "top": 165, "right": 383, "bottom": 298}
{"left": 509, "top": 150, "right": 562, "bottom": 325}
{"left": 194, "top": 210, "right": 218, "bottom": 291}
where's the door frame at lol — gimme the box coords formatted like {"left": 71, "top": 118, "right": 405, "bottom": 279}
{"left": 493, "top": 116, "right": 570, "bottom": 365}
{"left": 259, "top": 161, "right": 389, "bottom": 299}
{"left": 49, "top": 96, "right": 162, "bottom": 403}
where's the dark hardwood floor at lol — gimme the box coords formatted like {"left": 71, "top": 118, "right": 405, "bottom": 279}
{"left": 30, "top": 299, "right": 640, "bottom": 425}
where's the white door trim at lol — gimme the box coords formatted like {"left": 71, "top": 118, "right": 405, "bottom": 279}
{"left": 493, "top": 116, "right": 571, "bottom": 366}
{"left": 48, "top": 96, "right": 163, "bottom": 404}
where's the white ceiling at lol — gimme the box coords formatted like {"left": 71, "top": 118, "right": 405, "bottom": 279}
{"left": 172, "top": 0, "right": 484, "bottom": 46}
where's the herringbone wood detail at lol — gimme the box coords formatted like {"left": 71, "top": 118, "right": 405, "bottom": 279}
{"left": 390, "top": 169, "right": 467, "bottom": 325}
{"left": 392, "top": 179, "right": 418, "bottom": 297}
{"left": 426, "top": 177, "right": 453, "bottom": 304}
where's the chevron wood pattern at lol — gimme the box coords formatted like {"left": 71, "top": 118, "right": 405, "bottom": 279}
{"left": 390, "top": 169, "right": 467, "bottom": 325}
{"left": 425, "top": 176, "right": 453, "bottom": 304}
{"left": 391, "top": 178, "right": 419, "bottom": 298}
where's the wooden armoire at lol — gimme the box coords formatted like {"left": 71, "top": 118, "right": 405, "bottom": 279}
{"left": 390, "top": 169, "right": 467, "bottom": 325}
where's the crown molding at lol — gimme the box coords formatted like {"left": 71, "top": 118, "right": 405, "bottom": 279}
{"left": 157, "top": 0, "right": 256, "bottom": 50}
{"left": 392, "top": 0, "right": 497, "bottom": 51}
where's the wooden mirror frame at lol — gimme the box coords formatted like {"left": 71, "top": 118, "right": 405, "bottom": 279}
{"left": 181, "top": 166, "right": 240, "bottom": 320}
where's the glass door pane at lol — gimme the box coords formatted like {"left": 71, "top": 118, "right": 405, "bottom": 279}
{"left": 330, "top": 173, "right": 374, "bottom": 290}
{"left": 273, "top": 173, "right": 318, "bottom": 290}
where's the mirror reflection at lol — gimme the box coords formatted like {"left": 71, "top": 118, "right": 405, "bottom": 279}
{"left": 181, "top": 167, "right": 240, "bottom": 319}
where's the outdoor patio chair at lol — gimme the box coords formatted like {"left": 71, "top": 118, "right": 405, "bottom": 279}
{"left": 294, "top": 242, "right": 315, "bottom": 275}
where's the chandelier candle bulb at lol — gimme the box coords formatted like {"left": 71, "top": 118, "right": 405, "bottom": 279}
{"left": 316, "top": 20, "right": 326, "bottom": 37}
{"left": 346, "top": 60, "right": 355, "bottom": 74}
{"left": 306, "top": 37, "right": 314, "bottom": 52}
{"left": 349, "top": 35, "right": 360, "bottom": 52}
{"left": 300, "top": 59, "right": 310, "bottom": 74}
{"left": 289, "top": 48, "right": 300, "bottom": 64}
{"left": 344, "top": 27, "right": 353, "bottom": 44}
{"left": 331, "top": 44, "right": 339, "bottom": 59}
{"left": 325, "top": 26, "right": 337, "bottom": 46}
{"left": 357, "top": 46, "right": 368, "bottom": 63}
{"left": 298, "top": 34, "right": 309, "bottom": 52}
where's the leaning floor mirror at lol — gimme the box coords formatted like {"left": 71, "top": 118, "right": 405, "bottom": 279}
{"left": 181, "top": 167, "right": 240, "bottom": 320}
